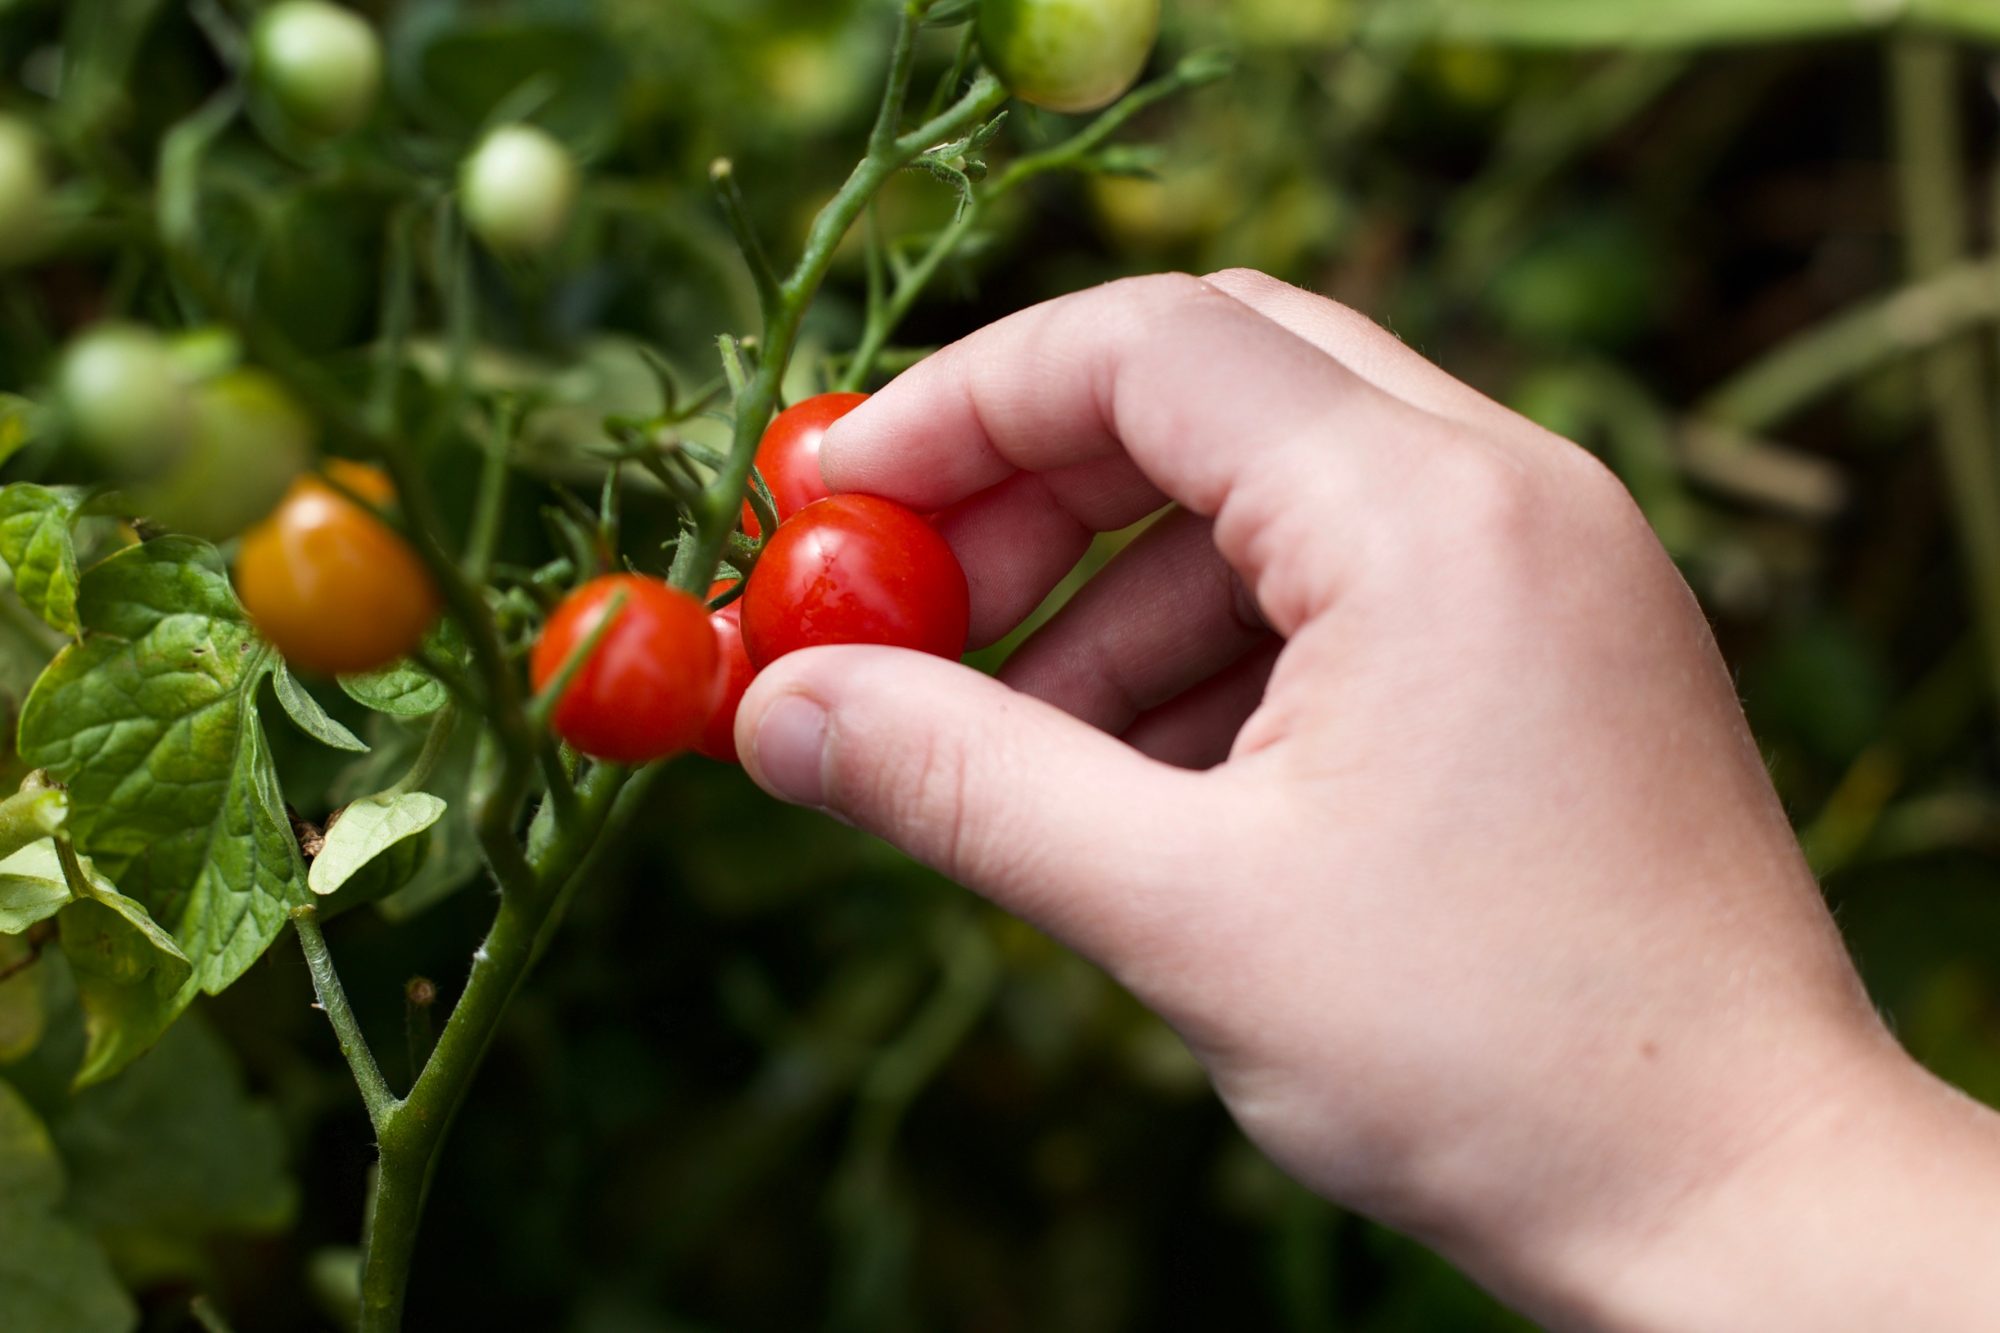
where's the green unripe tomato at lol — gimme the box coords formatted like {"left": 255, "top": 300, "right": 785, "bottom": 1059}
{"left": 0, "top": 117, "right": 50, "bottom": 265}
{"left": 252, "top": 0, "right": 383, "bottom": 138}
{"left": 460, "top": 126, "right": 580, "bottom": 256}
{"left": 128, "top": 369, "right": 314, "bottom": 541}
{"left": 978, "top": 0, "right": 1161, "bottom": 115}
{"left": 58, "top": 325, "right": 196, "bottom": 480}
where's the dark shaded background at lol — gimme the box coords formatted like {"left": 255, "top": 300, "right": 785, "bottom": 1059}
{"left": 6, "top": 0, "right": 2000, "bottom": 1328}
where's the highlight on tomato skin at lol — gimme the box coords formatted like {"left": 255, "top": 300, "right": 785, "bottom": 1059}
{"left": 531, "top": 574, "right": 722, "bottom": 765}
{"left": 696, "top": 581, "right": 756, "bottom": 764}
{"left": 741, "top": 391, "right": 869, "bottom": 538}
{"left": 740, "top": 494, "right": 970, "bottom": 668}
{"left": 234, "top": 460, "right": 442, "bottom": 677}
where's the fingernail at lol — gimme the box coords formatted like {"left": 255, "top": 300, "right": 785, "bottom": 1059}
{"left": 751, "top": 694, "right": 829, "bottom": 807}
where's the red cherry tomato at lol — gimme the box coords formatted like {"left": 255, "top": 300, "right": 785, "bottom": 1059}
{"left": 741, "top": 392, "right": 868, "bottom": 537}
{"left": 697, "top": 581, "right": 755, "bottom": 764}
{"left": 531, "top": 574, "right": 719, "bottom": 763}
{"left": 741, "top": 495, "right": 970, "bottom": 668}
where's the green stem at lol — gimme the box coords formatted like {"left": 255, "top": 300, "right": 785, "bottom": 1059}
{"left": 710, "top": 159, "right": 782, "bottom": 320}
{"left": 1888, "top": 36, "right": 2000, "bottom": 716}
{"left": 463, "top": 403, "right": 517, "bottom": 583}
{"left": 841, "top": 215, "right": 976, "bottom": 393}
{"left": 290, "top": 905, "right": 396, "bottom": 1131}
{"left": 386, "top": 707, "right": 457, "bottom": 798}
{"left": 678, "top": 73, "right": 1007, "bottom": 597}
{"left": 356, "top": 763, "right": 632, "bottom": 1331}
{"left": 840, "top": 55, "right": 1224, "bottom": 392}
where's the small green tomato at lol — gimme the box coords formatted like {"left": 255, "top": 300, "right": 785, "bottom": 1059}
{"left": 57, "top": 325, "right": 196, "bottom": 480}
{"left": 128, "top": 369, "right": 314, "bottom": 541}
{"left": 253, "top": 0, "right": 384, "bottom": 138}
{"left": 460, "top": 126, "right": 580, "bottom": 257}
{"left": 978, "top": 0, "right": 1162, "bottom": 115}
{"left": 0, "top": 117, "right": 51, "bottom": 265}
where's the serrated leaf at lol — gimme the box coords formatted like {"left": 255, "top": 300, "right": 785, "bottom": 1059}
{"left": 338, "top": 618, "right": 464, "bottom": 717}
{"left": 0, "top": 394, "right": 41, "bottom": 470}
{"left": 18, "top": 539, "right": 307, "bottom": 1006}
{"left": 58, "top": 872, "right": 195, "bottom": 1089}
{"left": 0, "top": 484, "right": 85, "bottom": 636}
{"left": 54, "top": 1015, "right": 295, "bottom": 1236}
{"left": 339, "top": 659, "right": 447, "bottom": 716}
{"left": 309, "top": 791, "right": 445, "bottom": 896}
{"left": 0, "top": 1083, "right": 135, "bottom": 1333}
{"left": 273, "top": 665, "right": 368, "bottom": 752}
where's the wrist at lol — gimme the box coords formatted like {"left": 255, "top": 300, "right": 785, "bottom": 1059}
{"left": 1517, "top": 1026, "right": 2000, "bottom": 1332}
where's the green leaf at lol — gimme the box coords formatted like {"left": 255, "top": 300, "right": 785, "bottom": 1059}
{"left": 0, "top": 1203, "right": 137, "bottom": 1333}
{"left": 0, "top": 1083, "right": 136, "bottom": 1333}
{"left": 338, "top": 617, "right": 463, "bottom": 718}
{"left": 0, "top": 787, "right": 70, "bottom": 859}
{"left": 273, "top": 665, "right": 369, "bottom": 753}
{"left": 18, "top": 539, "right": 308, "bottom": 1004}
{"left": 308, "top": 791, "right": 445, "bottom": 897}
{"left": 0, "top": 394, "right": 41, "bottom": 470}
{"left": 0, "top": 484, "right": 85, "bottom": 636}
{"left": 339, "top": 658, "right": 448, "bottom": 716}
{"left": 53, "top": 1015, "right": 295, "bottom": 1237}
{"left": 334, "top": 713, "right": 488, "bottom": 920}
{"left": 0, "top": 839, "right": 73, "bottom": 933}
{"left": 1363, "top": 0, "right": 2000, "bottom": 46}
{"left": 58, "top": 866, "right": 196, "bottom": 1089}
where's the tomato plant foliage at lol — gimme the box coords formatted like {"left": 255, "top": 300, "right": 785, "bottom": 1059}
{"left": 0, "top": 0, "right": 1227, "bottom": 1324}
{"left": 18, "top": 540, "right": 306, "bottom": 1074}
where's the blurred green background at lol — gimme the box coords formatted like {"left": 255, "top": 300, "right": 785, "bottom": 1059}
{"left": 7, "top": 0, "right": 2000, "bottom": 1328}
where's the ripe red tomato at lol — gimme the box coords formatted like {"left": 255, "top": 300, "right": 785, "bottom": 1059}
{"left": 531, "top": 574, "right": 719, "bottom": 763}
{"left": 234, "top": 461, "right": 441, "bottom": 676}
{"left": 696, "top": 582, "right": 755, "bottom": 764}
{"left": 741, "top": 392, "right": 868, "bottom": 537}
{"left": 741, "top": 495, "right": 969, "bottom": 668}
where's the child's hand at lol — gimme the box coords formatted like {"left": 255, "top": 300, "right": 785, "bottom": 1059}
{"left": 734, "top": 270, "right": 2000, "bottom": 1330}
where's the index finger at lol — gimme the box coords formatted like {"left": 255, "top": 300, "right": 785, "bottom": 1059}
{"left": 820, "top": 273, "right": 1459, "bottom": 632}
{"left": 826, "top": 274, "right": 1413, "bottom": 512}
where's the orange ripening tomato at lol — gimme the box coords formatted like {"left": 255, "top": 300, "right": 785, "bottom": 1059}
{"left": 234, "top": 461, "right": 442, "bottom": 676}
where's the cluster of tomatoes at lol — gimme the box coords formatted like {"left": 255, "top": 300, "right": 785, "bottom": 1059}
{"left": 531, "top": 394, "right": 971, "bottom": 767}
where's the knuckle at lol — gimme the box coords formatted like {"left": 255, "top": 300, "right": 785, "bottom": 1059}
{"left": 1421, "top": 442, "right": 1542, "bottom": 545}
{"left": 856, "top": 716, "right": 1022, "bottom": 887}
{"left": 1096, "top": 270, "right": 1235, "bottom": 324}
{"left": 1201, "top": 265, "right": 1282, "bottom": 295}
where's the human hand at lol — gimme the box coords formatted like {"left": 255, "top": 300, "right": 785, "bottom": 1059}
{"left": 733, "top": 270, "right": 2000, "bottom": 1329}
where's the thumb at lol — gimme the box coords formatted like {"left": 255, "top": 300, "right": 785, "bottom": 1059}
{"left": 735, "top": 645, "right": 1207, "bottom": 960}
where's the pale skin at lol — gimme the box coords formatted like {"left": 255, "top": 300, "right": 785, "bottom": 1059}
{"left": 732, "top": 270, "right": 2000, "bottom": 1330}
